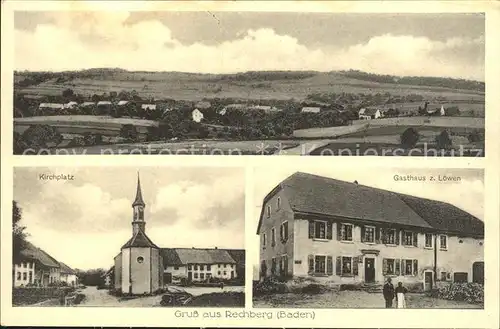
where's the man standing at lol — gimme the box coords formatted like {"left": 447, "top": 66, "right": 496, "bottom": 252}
{"left": 383, "top": 277, "right": 395, "bottom": 308}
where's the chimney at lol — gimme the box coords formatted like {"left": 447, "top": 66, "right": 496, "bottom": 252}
{"left": 354, "top": 180, "right": 359, "bottom": 185}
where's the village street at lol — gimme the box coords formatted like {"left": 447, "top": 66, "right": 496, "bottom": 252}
{"left": 77, "top": 285, "right": 244, "bottom": 307}
{"left": 253, "top": 291, "right": 482, "bottom": 309}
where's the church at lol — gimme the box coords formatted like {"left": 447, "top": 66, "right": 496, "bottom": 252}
{"left": 113, "top": 175, "right": 163, "bottom": 295}
{"left": 113, "top": 174, "right": 245, "bottom": 295}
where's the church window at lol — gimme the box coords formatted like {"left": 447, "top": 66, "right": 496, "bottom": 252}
{"left": 137, "top": 256, "right": 144, "bottom": 264}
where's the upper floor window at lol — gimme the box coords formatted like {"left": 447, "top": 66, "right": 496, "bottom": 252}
{"left": 262, "top": 233, "right": 267, "bottom": 249}
{"left": 271, "top": 227, "right": 276, "bottom": 247}
{"left": 188, "top": 265, "right": 192, "bottom": 270}
{"left": 194, "top": 265, "right": 198, "bottom": 270}
{"left": 207, "top": 265, "right": 211, "bottom": 271}
{"left": 280, "top": 221, "right": 289, "bottom": 243}
{"left": 266, "top": 205, "right": 271, "bottom": 218}
{"left": 363, "top": 226, "right": 375, "bottom": 243}
{"left": 425, "top": 233, "right": 433, "bottom": 248}
{"left": 440, "top": 235, "right": 448, "bottom": 250}
{"left": 315, "top": 221, "right": 326, "bottom": 239}
{"left": 200, "top": 265, "right": 204, "bottom": 271}
{"left": 340, "top": 223, "right": 353, "bottom": 241}
{"left": 403, "top": 231, "right": 418, "bottom": 247}
{"left": 384, "top": 228, "right": 397, "bottom": 244}
{"left": 277, "top": 197, "right": 281, "bottom": 210}
{"left": 23, "top": 262, "right": 27, "bottom": 268}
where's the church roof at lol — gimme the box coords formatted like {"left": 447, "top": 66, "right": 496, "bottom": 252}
{"left": 121, "top": 229, "right": 159, "bottom": 249}
{"left": 132, "top": 174, "right": 145, "bottom": 207}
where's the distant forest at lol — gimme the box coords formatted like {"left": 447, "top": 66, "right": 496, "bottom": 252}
{"left": 340, "top": 70, "right": 484, "bottom": 92}
{"left": 14, "top": 68, "right": 485, "bottom": 92}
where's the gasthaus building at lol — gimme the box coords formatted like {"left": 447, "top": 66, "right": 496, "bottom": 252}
{"left": 256, "top": 172, "right": 484, "bottom": 290}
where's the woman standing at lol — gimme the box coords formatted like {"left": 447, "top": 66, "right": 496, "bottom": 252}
{"left": 395, "top": 282, "right": 408, "bottom": 308}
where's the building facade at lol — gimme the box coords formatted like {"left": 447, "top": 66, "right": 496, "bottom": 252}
{"left": 257, "top": 172, "right": 484, "bottom": 290}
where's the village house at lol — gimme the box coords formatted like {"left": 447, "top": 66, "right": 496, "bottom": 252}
{"left": 59, "top": 262, "right": 78, "bottom": 286}
{"left": 358, "top": 108, "right": 383, "bottom": 120}
{"left": 161, "top": 248, "right": 241, "bottom": 284}
{"left": 192, "top": 109, "right": 204, "bottom": 123}
{"left": 63, "top": 101, "right": 78, "bottom": 109}
{"left": 113, "top": 175, "right": 244, "bottom": 295}
{"left": 257, "top": 172, "right": 484, "bottom": 291}
{"left": 301, "top": 106, "right": 322, "bottom": 113}
{"left": 141, "top": 104, "right": 157, "bottom": 111}
{"left": 13, "top": 241, "right": 77, "bottom": 287}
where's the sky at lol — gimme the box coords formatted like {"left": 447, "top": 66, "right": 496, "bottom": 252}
{"left": 249, "top": 167, "right": 484, "bottom": 267}
{"left": 13, "top": 167, "right": 245, "bottom": 270}
{"left": 14, "top": 11, "right": 484, "bottom": 80}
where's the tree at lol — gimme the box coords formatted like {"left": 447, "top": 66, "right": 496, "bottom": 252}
{"left": 13, "top": 201, "right": 28, "bottom": 265}
{"left": 436, "top": 130, "right": 452, "bottom": 149}
{"left": 400, "top": 128, "right": 420, "bottom": 149}
{"left": 62, "top": 88, "right": 74, "bottom": 99}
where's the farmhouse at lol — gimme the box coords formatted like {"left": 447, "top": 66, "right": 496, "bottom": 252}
{"left": 301, "top": 107, "right": 321, "bottom": 113}
{"left": 161, "top": 248, "right": 242, "bottom": 284}
{"left": 13, "top": 241, "right": 77, "bottom": 287}
{"left": 359, "top": 108, "right": 383, "bottom": 120}
{"left": 59, "top": 262, "right": 78, "bottom": 286}
{"left": 257, "top": 172, "right": 484, "bottom": 290}
{"left": 141, "top": 104, "right": 156, "bottom": 111}
{"left": 38, "top": 103, "right": 64, "bottom": 111}
{"left": 192, "top": 109, "right": 204, "bottom": 123}
{"left": 113, "top": 175, "right": 244, "bottom": 294}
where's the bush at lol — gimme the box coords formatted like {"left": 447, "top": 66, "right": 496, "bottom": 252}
{"left": 300, "top": 283, "right": 326, "bottom": 294}
{"left": 427, "top": 282, "right": 484, "bottom": 304}
{"left": 253, "top": 278, "right": 288, "bottom": 296}
{"left": 400, "top": 127, "right": 420, "bottom": 149}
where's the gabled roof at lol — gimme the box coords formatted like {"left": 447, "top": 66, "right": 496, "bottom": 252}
{"left": 59, "top": 262, "right": 76, "bottom": 275}
{"left": 257, "top": 172, "right": 482, "bottom": 237}
{"left": 161, "top": 248, "right": 184, "bottom": 266}
{"left": 225, "top": 249, "right": 246, "bottom": 266}
{"left": 20, "top": 241, "right": 60, "bottom": 268}
{"left": 162, "top": 248, "right": 238, "bottom": 265}
{"left": 121, "top": 229, "right": 159, "bottom": 249}
{"left": 359, "top": 108, "right": 379, "bottom": 116}
{"left": 396, "top": 194, "right": 484, "bottom": 237}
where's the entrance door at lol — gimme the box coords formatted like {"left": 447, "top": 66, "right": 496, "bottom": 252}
{"left": 472, "top": 262, "right": 484, "bottom": 284}
{"left": 424, "top": 271, "right": 433, "bottom": 291}
{"left": 187, "top": 271, "right": 192, "bottom": 282}
{"left": 164, "top": 273, "right": 172, "bottom": 284}
{"left": 364, "top": 258, "right": 375, "bottom": 283}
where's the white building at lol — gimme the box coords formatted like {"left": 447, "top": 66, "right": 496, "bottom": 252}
{"left": 192, "top": 109, "right": 204, "bottom": 123}
{"left": 359, "top": 108, "right": 383, "bottom": 120}
{"left": 301, "top": 107, "right": 321, "bottom": 113}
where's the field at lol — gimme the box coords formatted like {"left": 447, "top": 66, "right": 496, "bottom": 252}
{"left": 16, "top": 70, "right": 485, "bottom": 102}
{"left": 32, "top": 139, "right": 300, "bottom": 155}
{"left": 14, "top": 115, "right": 158, "bottom": 136}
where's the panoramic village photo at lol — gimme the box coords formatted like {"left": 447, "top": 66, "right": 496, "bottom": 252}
{"left": 252, "top": 167, "right": 484, "bottom": 309}
{"left": 13, "top": 12, "right": 484, "bottom": 156}
{"left": 12, "top": 167, "right": 245, "bottom": 307}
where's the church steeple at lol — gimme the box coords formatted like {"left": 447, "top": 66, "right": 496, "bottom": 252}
{"left": 133, "top": 173, "right": 145, "bottom": 207}
{"left": 132, "top": 173, "right": 146, "bottom": 235}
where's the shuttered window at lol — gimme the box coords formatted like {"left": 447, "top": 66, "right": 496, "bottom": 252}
{"left": 340, "top": 224, "right": 353, "bottom": 241}
{"left": 362, "top": 226, "right": 375, "bottom": 243}
{"left": 271, "top": 228, "right": 276, "bottom": 247}
{"left": 308, "top": 254, "right": 334, "bottom": 276}
{"left": 314, "top": 256, "right": 326, "bottom": 274}
{"left": 280, "top": 221, "right": 289, "bottom": 243}
{"left": 383, "top": 258, "right": 396, "bottom": 275}
{"left": 308, "top": 220, "right": 333, "bottom": 240}
{"left": 425, "top": 233, "right": 433, "bottom": 248}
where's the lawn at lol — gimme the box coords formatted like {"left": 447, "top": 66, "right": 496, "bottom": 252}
{"left": 253, "top": 290, "right": 483, "bottom": 309}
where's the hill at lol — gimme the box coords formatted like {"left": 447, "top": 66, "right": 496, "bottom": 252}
{"left": 14, "top": 69, "right": 485, "bottom": 102}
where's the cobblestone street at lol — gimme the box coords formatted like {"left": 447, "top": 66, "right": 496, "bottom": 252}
{"left": 253, "top": 290, "right": 482, "bottom": 309}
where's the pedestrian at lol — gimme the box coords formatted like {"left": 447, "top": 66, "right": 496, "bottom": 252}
{"left": 382, "top": 277, "right": 395, "bottom": 308}
{"left": 395, "top": 282, "right": 408, "bottom": 309}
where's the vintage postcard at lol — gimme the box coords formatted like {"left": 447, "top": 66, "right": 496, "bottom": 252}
{"left": 252, "top": 168, "right": 484, "bottom": 309}
{"left": 11, "top": 166, "right": 245, "bottom": 307}
{"left": 1, "top": 0, "right": 500, "bottom": 328}
{"left": 10, "top": 9, "right": 485, "bottom": 156}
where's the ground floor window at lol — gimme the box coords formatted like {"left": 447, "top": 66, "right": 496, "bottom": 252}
{"left": 315, "top": 256, "right": 326, "bottom": 274}
{"left": 23, "top": 272, "right": 27, "bottom": 280}
{"left": 194, "top": 273, "right": 198, "bottom": 279}
{"left": 271, "top": 258, "right": 276, "bottom": 275}
{"left": 384, "top": 259, "right": 396, "bottom": 275}
{"left": 29, "top": 272, "right": 33, "bottom": 283}
{"left": 200, "top": 273, "right": 205, "bottom": 280}
{"left": 308, "top": 255, "right": 333, "bottom": 275}
{"left": 402, "top": 259, "right": 418, "bottom": 276}
{"left": 342, "top": 257, "right": 352, "bottom": 274}
{"left": 454, "top": 272, "right": 468, "bottom": 283}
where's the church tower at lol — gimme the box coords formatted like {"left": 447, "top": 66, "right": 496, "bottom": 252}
{"left": 132, "top": 173, "right": 146, "bottom": 235}
{"left": 113, "top": 173, "right": 163, "bottom": 295}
